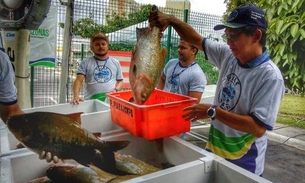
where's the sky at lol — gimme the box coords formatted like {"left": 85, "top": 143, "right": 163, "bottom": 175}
{"left": 134, "top": 0, "right": 226, "bottom": 16}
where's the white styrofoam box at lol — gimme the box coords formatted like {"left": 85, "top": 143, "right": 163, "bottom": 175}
{"left": 22, "top": 100, "right": 121, "bottom": 132}
{"left": 200, "top": 85, "right": 216, "bottom": 104}
{"left": 0, "top": 100, "right": 123, "bottom": 156}
{"left": 22, "top": 100, "right": 122, "bottom": 132}
{"left": 205, "top": 85, "right": 217, "bottom": 93}
{"left": 1, "top": 132, "right": 272, "bottom": 183}
{"left": 23, "top": 99, "right": 109, "bottom": 114}
{"left": 200, "top": 91, "right": 215, "bottom": 104}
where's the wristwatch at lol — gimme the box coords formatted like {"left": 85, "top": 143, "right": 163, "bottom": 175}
{"left": 207, "top": 105, "right": 217, "bottom": 120}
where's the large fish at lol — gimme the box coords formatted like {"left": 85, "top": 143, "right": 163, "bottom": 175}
{"left": 45, "top": 155, "right": 161, "bottom": 183}
{"left": 46, "top": 162, "right": 117, "bottom": 183}
{"left": 114, "top": 152, "right": 160, "bottom": 175}
{"left": 6, "top": 112, "right": 130, "bottom": 174}
{"left": 129, "top": 5, "right": 167, "bottom": 104}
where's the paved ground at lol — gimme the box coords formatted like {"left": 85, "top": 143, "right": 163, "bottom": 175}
{"left": 185, "top": 121, "right": 305, "bottom": 183}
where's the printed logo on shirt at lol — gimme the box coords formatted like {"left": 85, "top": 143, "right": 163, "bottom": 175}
{"left": 218, "top": 73, "right": 241, "bottom": 111}
{"left": 94, "top": 66, "right": 112, "bottom": 83}
{"left": 169, "top": 75, "right": 179, "bottom": 93}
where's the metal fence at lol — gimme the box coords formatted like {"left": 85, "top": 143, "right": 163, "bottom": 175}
{"left": 31, "top": 0, "right": 223, "bottom": 107}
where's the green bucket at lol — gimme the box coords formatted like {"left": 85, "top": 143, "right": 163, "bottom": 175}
{"left": 90, "top": 92, "right": 106, "bottom": 102}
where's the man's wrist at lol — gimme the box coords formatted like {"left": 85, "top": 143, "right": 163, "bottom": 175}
{"left": 207, "top": 105, "right": 217, "bottom": 120}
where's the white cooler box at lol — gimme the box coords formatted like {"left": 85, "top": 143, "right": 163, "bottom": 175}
{"left": 1, "top": 132, "right": 272, "bottom": 183}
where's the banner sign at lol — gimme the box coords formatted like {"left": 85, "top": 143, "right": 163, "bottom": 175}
{"left": 29, "top": 6, "right": 57, "bottom": 67}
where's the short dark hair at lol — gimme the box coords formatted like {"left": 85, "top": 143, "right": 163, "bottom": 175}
{"left": 179, "top": 39, "right": 198, "bottom": 55}
{"left": 190, "top": 45, "right": 198, "bottom": 55}
{"left": 242, "top": 26, "right": 267, "bottom": 46}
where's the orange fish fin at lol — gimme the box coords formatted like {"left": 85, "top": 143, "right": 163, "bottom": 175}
{"left": 93, "top": 132, "right": 102, "bottom": 138}
{"left": 65, "top": 112, "right": 83, "bottom": 125}
{"left": 161, "top": 48, "right": 167, "bottom": 63}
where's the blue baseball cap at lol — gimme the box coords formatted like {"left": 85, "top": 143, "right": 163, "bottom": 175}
{"left": 214, "top": 4, "right": 267, "bottom": 30}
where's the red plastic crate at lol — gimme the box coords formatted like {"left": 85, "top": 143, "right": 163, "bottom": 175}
{"left": 107, "top": 89, "right": 198, "bottom": 140}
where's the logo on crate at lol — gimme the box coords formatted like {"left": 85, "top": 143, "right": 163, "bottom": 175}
{"left": 110, "top": 100, "right": 133, "bottom": 117}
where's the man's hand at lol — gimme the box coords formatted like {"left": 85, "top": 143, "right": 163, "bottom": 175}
{"left": 148, "top": 5, "right": 171, "bottom": 32}
{"left": 39, "top": 151, "right": 59, "bottom": 163}
{"left": 70, "top": 96, "right": 84, "bottom": 105}
{"left": 183, "top": 103, "right": 210, "bottom": 121}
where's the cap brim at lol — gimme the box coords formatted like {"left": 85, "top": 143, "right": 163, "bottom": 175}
{"left": 213, "top": 22, "right": 247, "bottom": 30}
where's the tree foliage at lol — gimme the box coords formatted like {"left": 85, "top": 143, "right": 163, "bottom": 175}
{"left": 257, "top": 0, "right": 305, "bottom": 96}
{"left": 224, "top": 0, "right": 305, "bottom": 96}
{"left": 71, "top": 4, "right": 152, "bottom": 38}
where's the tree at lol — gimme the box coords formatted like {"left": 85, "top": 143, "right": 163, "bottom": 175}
{"left": 257, "top": 0, "right": 305, "bottom": 96}
{"left": 224, "top": 0, "right": 305, "bottom": 96}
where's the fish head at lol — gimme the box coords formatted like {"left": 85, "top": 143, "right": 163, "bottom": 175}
{"left": 6, "top": 113, "right": 33, "bottom": 142}
{"left": 131, "top": 73, "right": 153, "bottom": 105}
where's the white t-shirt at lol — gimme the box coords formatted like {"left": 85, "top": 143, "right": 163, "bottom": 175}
{"left": 77, "top": 56, "right": 123, "bottom": 100}
{"left": 0, "top": 50, "right": 17, "bottom": 104}
{"left": 203, "top": 38, "right": 285, "bottom": 175}
{"left": 163, "top": 59, "right": 206, "bottom": 95}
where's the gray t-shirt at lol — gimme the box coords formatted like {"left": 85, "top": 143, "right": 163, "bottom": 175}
{"left": 77, "top": 56, "right": 123, "bottom": 99}
{"left": 0, "top": 51, "right": 17, "bottom": 104}
{"left": 163, "top": 58, "right": 206, "bottom": 95}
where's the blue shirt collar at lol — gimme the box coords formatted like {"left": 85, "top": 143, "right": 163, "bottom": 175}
{"left": 237, "top": 47, "right": 270, "bottom": 68}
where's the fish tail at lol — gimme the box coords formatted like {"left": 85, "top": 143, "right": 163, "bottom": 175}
{"left": 136, "top": 27, "right": 150, "bottom": 40}
{"left": 152, "top": 5, "right": 158, "bottom": 11}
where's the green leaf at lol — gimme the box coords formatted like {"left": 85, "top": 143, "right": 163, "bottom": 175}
{"left": 282, "top": 2, "right": 288, "bottom": 10}
{"left": 277, "top": 5, "right": 283, "bottom": 16}
{"left": 290, "top": 23, "right": 299, "bottom": 38}
{"left": 275, "top": 20, "right": 284, "bottom": 34}
{"left": 291, "top": 0, "right": 300, "bottom": 10}
{"left": 279, "top": 22, "right": 294, "bottom": 34}
{"left": 299, "top": 29, "right": 305, "bottom": 39}
{"left": 278, "top": 44, "right": 286, "bottom": 56}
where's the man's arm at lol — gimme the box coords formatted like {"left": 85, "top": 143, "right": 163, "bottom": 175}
{"left": 0, "top": 103, "right": 24, "bottom": 123}
{"left": 156, "top": 74, "right": 166, "bottom": 90}
{"left": 114, "top": 80, "right": 124, "bottom": 91}
{"left": 188, "top": 91, "right": 203, "bottom": 104}
{"left": 70, "top": 74, "right": 85, "bottom": 104}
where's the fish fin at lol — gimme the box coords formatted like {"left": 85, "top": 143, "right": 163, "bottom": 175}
{"left": 128, "top": 97, "right": 135, "bottom": 103}
{"left": 89, "top": 164, "right": 118, "bottom": 182}
{"left": 93, "top": 132, "right": 102, "bottom": 138}
{"left": 16, "top": 142, "right": 24, "bottom": 149}
{"left": 65, "top": 112, "right": 83, "bottom": 125}
{"left": 93, "top": 141, "right": 130, "bottom": 175}
{"left": 161, "top": 48, "right": 167, "bottom": 63}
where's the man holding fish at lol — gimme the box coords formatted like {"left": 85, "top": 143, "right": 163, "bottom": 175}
{"left": 149, "top": 4, "right": 285, "bottom": 176}
{"left": 71, "top": 32, "right": 124, "bottom": 104}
